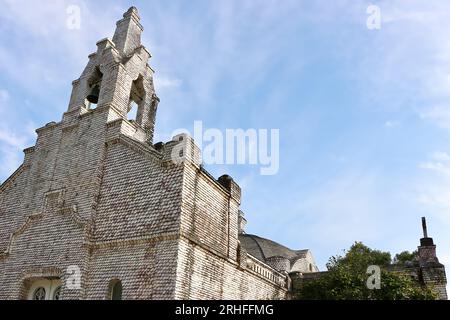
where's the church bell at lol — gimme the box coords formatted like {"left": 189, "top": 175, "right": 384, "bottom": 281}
{"left": 86, "top": 85, "right": 100, "bottom": 104}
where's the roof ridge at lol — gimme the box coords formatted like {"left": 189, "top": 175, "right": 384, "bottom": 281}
{"left": 243, "top": 234, "right": 267, "bottom": 261}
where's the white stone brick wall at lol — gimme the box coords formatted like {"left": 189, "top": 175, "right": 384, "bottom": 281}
{"left": 0, "top": 6, "right": 290, "bottom": 300}
{"left": 175, "top": 239, "right": 288, "bottom": 300}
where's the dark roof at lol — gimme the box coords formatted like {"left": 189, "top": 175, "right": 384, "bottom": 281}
{"left": 239, "top": 234, "right": 308, "bottom": 262}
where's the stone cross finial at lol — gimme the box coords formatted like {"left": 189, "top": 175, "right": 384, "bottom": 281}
{"left": 422, "top": 217, "right": 428, "bottom": 238}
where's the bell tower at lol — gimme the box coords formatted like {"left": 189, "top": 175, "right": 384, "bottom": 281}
{"left": 66, "top": 6, "right": 159, "bottom": 144}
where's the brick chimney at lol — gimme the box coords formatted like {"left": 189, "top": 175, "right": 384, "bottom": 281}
{"left": 418, "top": 217, "right": 438, "bottom": 263}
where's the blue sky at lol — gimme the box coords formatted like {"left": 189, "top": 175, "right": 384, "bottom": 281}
{"left": 1, "top": 0, "right": 450, "bottom": 288}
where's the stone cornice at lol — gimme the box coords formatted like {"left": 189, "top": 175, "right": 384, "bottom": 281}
{"left": 0, "top": 205, "right": 86, "bottom": 259}
{"left": 105, "top": 133, "right": 162, "bottom": 163}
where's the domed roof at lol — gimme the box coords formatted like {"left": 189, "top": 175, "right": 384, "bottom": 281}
{"left": 239, "top": 234, "right": 308, "bottom": 263}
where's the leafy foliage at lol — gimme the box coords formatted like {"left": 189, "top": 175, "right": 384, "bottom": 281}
{"left": 294, "top": 242, "right": 437, "bottom": 300}
{"left": 393, "top": 250, "right": 418, "bottom": 264}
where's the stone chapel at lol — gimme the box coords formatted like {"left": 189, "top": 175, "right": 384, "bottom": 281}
{"left": 0, "top": 7, "right": 318, "bottom": 300}
{"left": 1, "top": 7, "right": 447, "bottom": 301}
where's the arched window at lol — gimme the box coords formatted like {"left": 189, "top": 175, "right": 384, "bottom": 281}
{"left": 26, "top": 278, "right": 62, "bottom": 300}
{"left": 33, "top": 287, "right": 46, "bottom": 300}
{"left": 53, "top": 286, "right": 62, "bottom": 300}
{"left": 110, "top": 279, "right": 123, "bottom": 300}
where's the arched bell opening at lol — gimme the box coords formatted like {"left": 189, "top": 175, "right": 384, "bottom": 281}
{"left": 127, "top": 75, "right": 145, "bottom": 122}
{"left": 86, "top": 66, "right": 103, "bottom": 109}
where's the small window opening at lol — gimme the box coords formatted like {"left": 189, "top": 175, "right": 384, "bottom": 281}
{"left": 110, "top": 280, "right": 123, "bottom": 300}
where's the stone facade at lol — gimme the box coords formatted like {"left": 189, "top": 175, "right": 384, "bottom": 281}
{"left": 0, "top": 7, "right": 315, "bottom": 300}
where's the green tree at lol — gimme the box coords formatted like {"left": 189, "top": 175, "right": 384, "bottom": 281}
{"left": 294, "top": 242, "right": 436, "bottom": 300}
{"left": 393, "top": 250, "right": 418, "bottom": 264}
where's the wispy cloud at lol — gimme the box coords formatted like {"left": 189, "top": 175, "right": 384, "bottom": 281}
{"left": 0, "top": 127, "right": 36, "bottom": 178}
{"left": 153, "top": 75, "right": 182, "bottom": 91}
{"left": 431, "top": 151, "right": 450, "bottom": 162}
{"left": 0, "top": 0, "right": 120, "bottom": 97}
{"left": 384, "top": 120, "right": 401, "bottom": 128}
{"left": 293, "top": 170, "right": 386, "bottom": 245}
{"left": 0, "top": 128, "right": 28, "bottom": 149}
{"left": 0, "top": 88, "right": 36, "bottom": 180}
{"left": 420, "top": 105, "right": 450, "bottom": 131}
{"left": 420, "top": 162, "right": 450, "bottom": 177}
{"left": 417, "top": 152, "right": 450, "bottom": 222}
{"left": 0, "top": 89, "right": 9, "bottom": 102}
